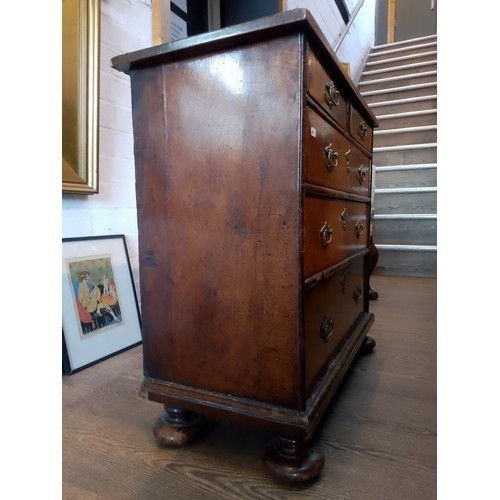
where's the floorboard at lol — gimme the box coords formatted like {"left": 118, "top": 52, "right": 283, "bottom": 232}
{"left": 62, "top": 274, "right": 436, "bottom": 499}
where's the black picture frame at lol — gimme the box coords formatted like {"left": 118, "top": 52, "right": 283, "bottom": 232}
{"left": 62, "top": 235, "right": 142, "bottom": 374}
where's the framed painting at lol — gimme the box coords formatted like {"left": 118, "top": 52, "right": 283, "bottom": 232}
{"left": 62, "top": 235, "right": 142, "bottom": 374}
{"left": 62, "top": 0, "right": 100, "bottom": 194}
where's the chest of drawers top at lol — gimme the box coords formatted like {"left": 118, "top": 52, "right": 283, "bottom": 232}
{"left": 112, "top": 8, "right": 377, "bottom": 132}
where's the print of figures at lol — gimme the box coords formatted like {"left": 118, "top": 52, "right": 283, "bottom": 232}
{"left": 68, "top": 256, "right": 122, "bottom": 338}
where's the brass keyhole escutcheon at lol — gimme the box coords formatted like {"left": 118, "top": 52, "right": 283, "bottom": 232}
{"left": 320, "top": 316, "right": 334, "bottom": 342}
{"left": 345, "top": 149, "right": 351, "bottom": 172}
{"left": 352, "top": 286, "right": 362, "bottom": 304}
{"left": 324, "top": 144, "right": 338, "bottom": 172}
{"left": 355, "top": 219, "right": 364, "bottom": 239}
{"left": 325, "top": 81, "right": 340, "bottom": 108}
{"left": 357, "top": 166, "right": 367, "bottom": 184}
{"left": 358, "top": 122, "right": 368, "bottom": 138}
{"left": 340, "top": 208, "right": 348, "bottom": 230}
{"left": 320, "top": 221, "right": 333, "bottom": 248}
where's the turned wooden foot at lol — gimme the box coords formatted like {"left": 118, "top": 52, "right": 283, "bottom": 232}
{"left": 360, "top": 335, "right": 376, "bottom": 354}
{"left": 263, "top": 436, "right": 325, "bottom": 483}
{"left": 153, "top": 406, "right": 207, "bottom": 447}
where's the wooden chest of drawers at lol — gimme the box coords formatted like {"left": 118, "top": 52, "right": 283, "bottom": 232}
{"left": 112, "top": 8, "right": 378, "bottom": 482}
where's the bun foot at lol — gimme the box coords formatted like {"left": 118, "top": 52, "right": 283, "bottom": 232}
{"left": 360, "top": 335, "right": 376, "bottom": 354}
{"left": 153, "top": 406, "right": 207, "bottom": 447}
{"left": 263, "top": 436, "right": 325, "bottom": 483}
{"left": 369, "top": 287, "right": 379, "bottom": 301}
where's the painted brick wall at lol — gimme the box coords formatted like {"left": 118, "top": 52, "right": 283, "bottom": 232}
{"left": 61, "top": 0, "right": 375, "bottom": 308}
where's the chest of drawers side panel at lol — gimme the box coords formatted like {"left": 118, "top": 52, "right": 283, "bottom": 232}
{"left": 130, "top": 35, "right": 305, "bottom": 409}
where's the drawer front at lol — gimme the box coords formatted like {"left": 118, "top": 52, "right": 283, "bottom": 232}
{"left": 304, "top": 108, "right": 371, "bottom": 197}
{"left": 350, "top": 105, "right": 373, "bottom": 150}
{"left": 303, "top": 196, "right": 368, "bottom": 278}
{"left": 304, "top": 257, "right": 364, "bottom": 393}
{"left": 307, "top": 50, "right": 347, "bottom": 129}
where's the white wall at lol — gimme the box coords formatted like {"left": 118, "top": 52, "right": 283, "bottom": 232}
{"left": 61, "top": 0, "right": 376, "bottom": 307}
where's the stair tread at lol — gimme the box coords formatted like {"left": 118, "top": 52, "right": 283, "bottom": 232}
{"left": 362, "top": 60, "right": 437, "bottom": 78}
{"left": 374, "top": 125, "right": 436, "bottom": 134}
{"left": 361, "top": 81, "right": 436, "bottom": 97}
{"left": 377, "top": 109, "right": 437, "bottom": 119}
{"left": 368, "top": 42, "right": 437, "bottom": 59}
{"left": 376, "top": 243, "right": 437, "bottom": 249}
{"left": 375, "top": 163, "right": 437, "bottom": 170}
{"left": 375, "top": 185, "right": 436, "bottom": 192}
{"left": 374, "top": 213, "right": 437, "bottom": 219}
{"left": 374, "top": 142, "right": 437, "bottom": 150}
{"left": 373, "top": 34, "right": 437, "bottom": 50}
{"left": 369, "top": 94, "right": 437, "bottom": 107}
{"left": 359, "top": 71, "right": 437, "bottom": 87}
{"left": 366, "top": 51, "right": 437, "bottom": 66}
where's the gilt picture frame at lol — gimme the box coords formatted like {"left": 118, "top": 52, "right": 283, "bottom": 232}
{"left": 62, "top": 0, "right": 100, "bottom": 194}
{"left": 62, "top": 235, "right": 141, "bottom": 374}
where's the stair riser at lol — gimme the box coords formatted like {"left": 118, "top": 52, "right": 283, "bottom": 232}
{"left": 370, "top": 97, "right": 437, "bottom": 115}
{"left": 373, "top": 249, "right": 437, "bottom": 277}
{"left": 375, "top": 168, "right": 437, "bottom": 188}
{"left": 360, "top": 62, "right": 437, "bottom": 81}
{"left": 360, "top": 73, "right": 436, "bottom": 92}
{"left": 377, "top": 112, "right": 436, "bottom": 129}
{"left": 373, "top": 191, "right": 436, "bottom": 214}
{"left": 374, "top": 129, "right": 437, "bottom": 147}
{"left": 366, "top": 53, "right": 436, "bottom": 71}
{"left": 363, "top": 85, "right": 437, "bottom": 104}
{"left": 374, "top": 146, "right": 437, "bottom": 166}
{"left": 373, "top": 218, "right": 437, "bottom": 245}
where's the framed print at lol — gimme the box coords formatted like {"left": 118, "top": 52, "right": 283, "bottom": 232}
{"left": 62, "top": 235, "right": 142, "bottom": 374}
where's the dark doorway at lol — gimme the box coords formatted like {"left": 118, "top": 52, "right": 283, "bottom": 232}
{"left": 220, "top": 0, "right": 280, "bottom": 28}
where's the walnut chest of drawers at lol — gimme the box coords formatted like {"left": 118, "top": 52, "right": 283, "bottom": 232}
{"left": 112, "top": 8, "right": 378, "bottom": 482}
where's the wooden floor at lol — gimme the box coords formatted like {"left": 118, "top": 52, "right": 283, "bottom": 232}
{"left": 62, "top": 274, "right": 436, "bottom": 499}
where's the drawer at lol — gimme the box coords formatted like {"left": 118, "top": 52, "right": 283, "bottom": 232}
{"left": 304, "top": 256, "right": 364, "bottom": 393}
{"left": 304, "top": 108, "right": 371, "bottom": 197}
{"left": 350, "top": 105, "right": 373, "bottom": 150}
{"left": 307, "top": 50, "right": 347, "bottom": 129}
{"left": 303, "top": 196, "right": 368, "bottom": 278}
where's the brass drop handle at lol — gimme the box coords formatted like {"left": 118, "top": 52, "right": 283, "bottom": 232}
{"left": 325, "top": 81, "right": 340, "bottom": 108}
{"left": 355, "top": 219, "right": 364, "bottom": 239}
{"left": 352, "top": 286, "right": 362, "bottom": 304}
{"left": 324, "top": 144, "right": 338, "bottom": 172}
{"left": 345, "top": 149, "right": 351, "bottom": 172}
{"left": 320, "top": 221, "right": 333, "bottom": 247}
{"left": 358, "top": 122, "right": 368, "bottom": 138}
{"left": 320, "top": 316, "right": 334, "bottom": 342}
{"left": 357, "top": 166, "right": 367, "bottom": 184}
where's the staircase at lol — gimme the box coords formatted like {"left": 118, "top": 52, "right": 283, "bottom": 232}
{"left": 359, "top": 34, "right": 437, "bottom": 277}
